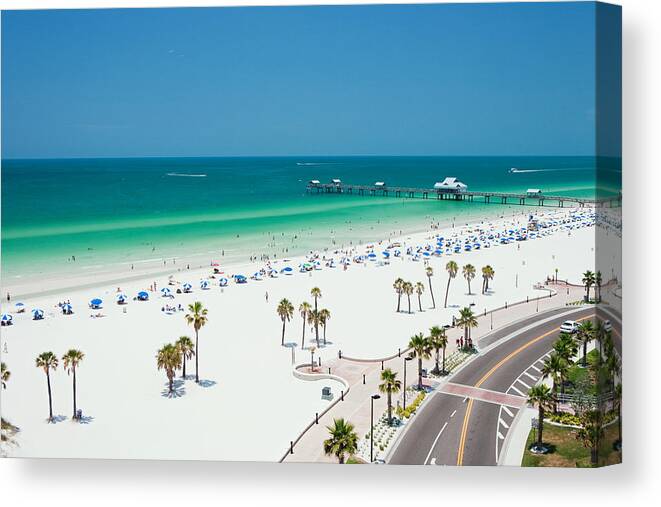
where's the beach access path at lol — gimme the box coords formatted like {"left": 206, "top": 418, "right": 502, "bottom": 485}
{"left": 282, "top": 282, "right": 586, "bottom": 463}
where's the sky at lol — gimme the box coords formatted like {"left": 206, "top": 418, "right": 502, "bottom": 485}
{"left": 1, "top": 2, "right": 608, "bottom": 158}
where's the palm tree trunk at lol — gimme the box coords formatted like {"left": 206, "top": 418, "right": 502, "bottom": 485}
{"left": 537, "top": 406, "right": 544, "bottom": 448}
{"left": 169, "top": 374, "right": 174, "bottom": 394}
{"left": 434, "top": 350, "right": 440, "bottom": 373}
{"left": 281, "top": 319, "right": 286, "bottom": 346}
{"left": 467, "top": 280, "right": 471, "bottom": 295}
{"left": 583, "top": 341, "right": 588, "bottom": 366}
{"left": 397, "top": 293, "right": 401, "bottom": 312}
{"left": 182, "top": 356, "right": 187, "bottom": 379}
{"left": 301, "top": 317, "right": 306, "bottom": 349}
{"left": 591, "top": 447, "right": 598, "bottom": 466}
{"left": 387, "top": 390, "right": 392, "bottom": 425}
{"left": 428, "top": 277, "right": 436, "bottom": 309}
{"left": 407, "top": 295, "right": 411, "bottom": 314}
{"left": 72, "top": 367, "right": 77, "bottom": 419}
{"left": 339, "top": 454, "right": 345, "bottom": 464}
{"left": 195, "top": 329, "right": 200, "bottom": 383}
{"left": 323, "top": 325, "right": 327, "bottom": 345}
{"left": 417, "top": 294, "right": 422, "bottom": 312}
{"left": 444, "top": 278, "right": 451, "bottom": 308}
{"left": 46, "top": 370, "right": 53, "bottom": 421}
{"left": 418, "top": 357, "right": 423, "bottom": 389}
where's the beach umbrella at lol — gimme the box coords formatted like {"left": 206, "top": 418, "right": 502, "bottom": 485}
{"left": 368, "top": 253, "right": 377, "bottom": 260}
{"left": 252, "top": 272, "right": 263, "bottom": 280}
{"left": 116, "top": 293, "right": 127, "bottom": 303}
{"left": 137, "top": 291, "right": 149, "bottom": 301}
{"left": 382, "top": 251, "right": 390, "bottom": 258}
{"left": 219, "top": 277, "right": 229, "bottom": 286}
{"left": 281, "top": 266, "right": 294, "bottom": 274}
{"left": 234, "top": 274, "right": 247, "bottom": 283}
{"left": 268, "top": 269, "right": 278, "bottom": 277}
{"left": 14, "top": 302, "right": 25, "bottom": 313}
{"left": 161, "top": 287, "right": 172, "bottom": 297}
{"left": 182, "top": 283, "right": 192, "bottom": 292}
{"left": 200, "top": 279, "right": 210, "bottom": 289}
{"left": 62, "top": 303, "right": 73, "bottom": 314}
{"left": 90, "top": 298, "right": 103, "bottom": 308}
{"left": 1, "top": 313, "right": 13, "bottom": 324}
{"left": 32, "top": 308, "right": 44, "bottom": 320}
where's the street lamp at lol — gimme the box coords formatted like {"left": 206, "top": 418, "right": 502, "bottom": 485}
{"left": 370, "top": 394, "right": 381, "bottom": 462}
{"left": 403, "top": 356, "right": 413, "bottom": 410}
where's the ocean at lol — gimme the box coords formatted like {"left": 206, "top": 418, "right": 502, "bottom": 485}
{"left": 0, "top": 156, "right": 618, "bottom": 285}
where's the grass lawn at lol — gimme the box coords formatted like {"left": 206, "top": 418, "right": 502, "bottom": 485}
{"left": 521, "top": 421, "right": 621, "bottom": 467}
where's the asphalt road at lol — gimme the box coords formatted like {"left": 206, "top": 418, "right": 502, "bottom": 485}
{"left": 388, "top": 306, "right": 621, "bottom": 466}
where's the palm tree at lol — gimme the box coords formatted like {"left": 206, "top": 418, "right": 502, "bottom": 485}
{"left": 157, "top": 343, "right": 182, "bottom": 395}
{"left": 62, "top": 349, "right": 85, "bottom": 420}
{"left": 1, "top": 362, "right": 9, "bottom": 390}
{"left": 323, "top": 418, "right": 358, "bottom": 464}
{"left": 35, "top": 352, "right": 58, "bottom": 422}
{"left": 595, "top": 271, "right": 603, "bottom": 302}
{"left": 428, "top": 326, "right": 448, "bottom": 375}
{"left": 554, "top": 333, "right": 578, "bottom": 366}
{"left": 311, "top": 287, "right": 322, "bottom": 345}
{"left": 444, "top": 261, "right": 458, "bottom": 308}
{"left": 481, "top": 265, "right": 495, "bottom": 294}
{"left": 393, "top": 278, "right": 405, "bottom": 312}
{"left": 415, "top": 281, "right": 425, "bottom": 312}
{"left": 604, "top": 340, "right": 621, "bottom": 392}
{"left": 595, "top": 320, "right": 609, "bottom": 358}
{"left": 379, "top": 368, "right": 401, "bottom": 426}
{"left": 582, "top": 270, "right": 595, "bottom": 301}
{"left": 425, "top": 266, "right": 436, "bottom": 309}
{"left": 176, "top": 336, "right": 195, "bottom": 379}
{"left": 576, "top": 410, "right": 604, "bottom": 466}
{"left": 185, "top": 301, "right": 208, "bottom": 383}
{"left": 457, "top": 307, "right": 478, "bottom": 344}
{"left": 462, "top": 264, "right": 476, "bottom": 295}
{"left": 403, "top": 281, "right": 414, "bottom": 314}
{"left": 308, "top": 309, "right": 321, "bottom": 348}
{"left": 299, "top": 302, "right": 312, "bottom": 349}
{"left": 408, "top": 333, "right": 431, "bottom": 389}
{"left": 541, "top": 352, "right": 567, "bottom": 412}
{"left": 527, "top": 384, "right": 554, "bottom": 452}
{"left": 576, "top": 320, "right": 595, "bottom": 366}
{"left": 319, "top": 308, "right": 331, "bottom": 345}
{"left": 277, "top": 298, "right": 294, "bottom": 346}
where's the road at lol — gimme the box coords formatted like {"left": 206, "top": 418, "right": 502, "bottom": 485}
{"left": 388, "top": 306, "right": 622, "bottom": 466}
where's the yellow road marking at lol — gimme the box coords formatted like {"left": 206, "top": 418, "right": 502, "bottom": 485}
{"left": 455, "top": 314, "right": 591, "bottom": 466}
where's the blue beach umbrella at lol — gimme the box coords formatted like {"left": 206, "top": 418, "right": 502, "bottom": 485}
{"left": 116, "top": 293, "right": 127, "bottom": 304}
{"left": 137, "top": 291, "right": 149, "bottom": 301}
{"left": 32, "top": 308, "right": 44, "bottom": 320}
{"left": 200, "top": 279, "right": 210, "bottom": 289}
{"left": 281, "top": 266, "right": 293, "bottom": 274}
{"left": 182, "top": 283, "right": 192, "bottom": 292}
{"left": 62, "top": 303, "right": 73, "bottom": 314}
{"left": 234, "top": 274, "right": 247, "bottom": 283}
{"left": 90, "top": 298, "right": 103, "bottom": 308}
{"left": 161, "top": 287, "right": 172, "bottom": 296}
{"left": 1, "top": 313, "right": 13, "bottom": 324}
{"left": 218, "top": 277, "right": 229, "bottom": 286}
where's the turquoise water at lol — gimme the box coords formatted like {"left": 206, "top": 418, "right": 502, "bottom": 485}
{"left": 1, "top": 156, "right": 618, "bottom": 279}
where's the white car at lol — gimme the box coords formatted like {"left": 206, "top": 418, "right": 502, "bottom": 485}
{"left": 603, "top": 320, "right": 613, "bottom": 332}
{"left": 560, "top": 320, "right": 579, "bottom": 334}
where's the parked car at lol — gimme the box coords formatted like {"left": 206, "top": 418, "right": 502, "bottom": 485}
{"left": 560, "top": 320, "right": 579, "bottom": 333}
{"left": 603, "top": 319, "right": 613, "bottom": 332}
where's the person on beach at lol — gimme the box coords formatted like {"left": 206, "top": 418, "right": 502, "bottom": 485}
{"left": 265, "top": 291, "right": 269, "bottom": 303}
{"left": 6, "top": 292, "right": 10, "bottom": 302}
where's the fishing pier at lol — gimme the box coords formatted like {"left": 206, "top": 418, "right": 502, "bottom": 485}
{"left": 306, "top": 178, "right": 620, "bottom": 208}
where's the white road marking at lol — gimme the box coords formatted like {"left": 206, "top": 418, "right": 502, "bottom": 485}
{"left": 450, "top": 410, "right": 457, "bottom": 418}
{"left": 430, "top": 458, "right": 436, "bottom": 465}
{"left": 516, "top": 378, "right": 531, "bottom": 389}
{"left": 502, "top": 406, "right": 514, "bottom": 417}
{"left": 523, "top": 371, "right": 537, "bottom": 381}
{"left": 497, "top": 431, "right": 505, "bottom": 440}
{"left": 531, "top": 364, "right": 542, "bottom": 373}
{"left": 424, "top": 422, "right": 449, "bottom": 465}
{"left": 499, "top": 418, "right": 510, "bottom": 429}
{"left": 510, "top": 385, "right": 525, "bottom": 396}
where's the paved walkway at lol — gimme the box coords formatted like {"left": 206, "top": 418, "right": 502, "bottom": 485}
{"left": 282, "top": 282, "right": 584, "bottom": 463}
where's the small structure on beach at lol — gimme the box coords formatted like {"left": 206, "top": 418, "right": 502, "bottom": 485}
{"left": 308, "top": 179, "right": 320, "bottom": 186}
{"left": 527, "top": 188, "right": 543, "bottom": 197}
{"left": 434, "top": 177, "right": 467, "bottom": 193}
{"left": 374, "top": 181, "right": 386, "bottom": 188}
{"left": 331, "top": 178, "right": 342, "bottom": 187}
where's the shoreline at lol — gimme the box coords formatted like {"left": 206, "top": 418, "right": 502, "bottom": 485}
{"left": 2, "top": 205, "right": 541, "bottom": 301}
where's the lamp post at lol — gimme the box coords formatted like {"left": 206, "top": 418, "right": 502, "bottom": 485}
{"left": 403, "top": 356, "right": 413, "bottom": 409}
{"left": 370, "top": 394, "right": 381, "bottom": 462}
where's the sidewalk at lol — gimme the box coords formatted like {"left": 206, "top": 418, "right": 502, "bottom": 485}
{"left": 282, "top": 282, "right": 585, "bottom": 463}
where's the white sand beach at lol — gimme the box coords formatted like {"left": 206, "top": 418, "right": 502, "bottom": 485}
{"left": 0, "top": 207, "right": 614, "bottom": 461}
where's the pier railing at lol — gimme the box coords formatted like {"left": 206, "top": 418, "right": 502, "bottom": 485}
{"left": 306, "top": 182, "right": 621, "bottom": 209}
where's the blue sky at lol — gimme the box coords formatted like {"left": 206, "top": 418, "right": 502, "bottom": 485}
{"left": 1, "top": 3, "right": 602, "bottom": 158}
